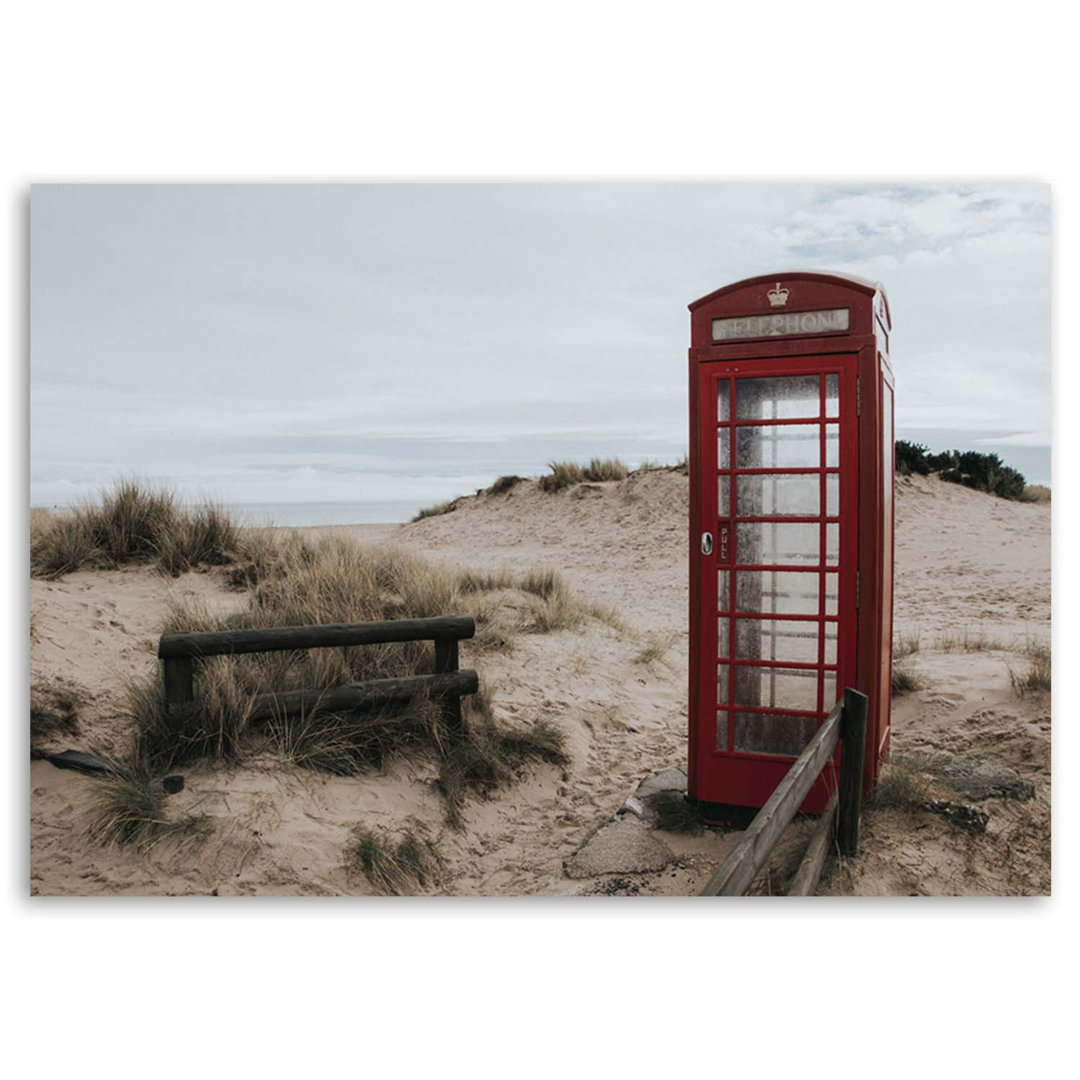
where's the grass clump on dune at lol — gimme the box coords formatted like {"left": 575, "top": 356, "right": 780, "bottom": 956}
{"left": 1008, "top": 644, "right": 1051, "bottom": 697}
{"left": 30, "top": 480, "right": 241, "bottom": 579}
{"left": 486, "top": 475, "right": 522, "bottom": 495}
{"left": 649, "top": 790, "right": 706, "bottom": 835}
{"left": 582, "top": 457, "right": 628, "bottom": 482}
{"left": 539, "top": 461, "right": 585, "bottom": 492}
{"left": 890, "top": 664, "right": 924, "bottom": 697}
{"left": 87, "top": 761, "right": 207, "bottom": 850}
{"left": 30, "top": 678, "right": 82, "bottom": 757}
{"left": 350, "top": 824, "right": 443, "bottom": 895}
{"left": 411, "top": 499, "right": 460, "bottom": 522}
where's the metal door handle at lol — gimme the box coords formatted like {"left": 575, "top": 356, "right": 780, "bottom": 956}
{"left": 701, "top": 532, "right": 713, "bottom": 555}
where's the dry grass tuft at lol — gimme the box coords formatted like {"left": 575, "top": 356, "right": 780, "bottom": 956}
{"left": 486, "top": 475, "right": 523, "bottom": 495}
{"left": 634, "top": 632, "right": 676, "bottom": 667}
{"left": 411, "top": 499, "right": 460, "bottom": 522}
{"left": 349, "top": 824, "right": 443, "bottom": 895}
{"left": 87, "top": 761, "right": 208, "bottom": 849}
{"left": 893, "top": 629, "right": 922, "bottom": 658}
{"left": 30, "top": 481, "right": 242, "bottom": 579}
{"left": 1021, "top": 484, "right": 1051, "bottom": 503}
{"left": 650, "top": 790, "right": 705, "bottom": 835}
{"left": 872, "top": 755, "right": 935, "bottom": 811}
{"left": 1008, "top": 644, "right": 1051, "bottom": 697}
{"left": 582, "top": 457, "right": 629, "bottom": 482}
{"left": 890, "top": 664, "right": 924, "bottom": 696}
{"left": 539, "top": 461, "right": 585, "bottom": 492}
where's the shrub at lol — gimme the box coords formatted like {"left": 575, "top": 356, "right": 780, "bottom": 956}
{"left": 582, "top": 457, "right": 629, "bottom": 482}
{"left": 890, "top": 665, "right": 923, "bottom": 696}
{"left": 894, "top": 441, "right": 932, "bottom": 476}
{"left": 539, "top": 462, "right": 585, "bottom": 492}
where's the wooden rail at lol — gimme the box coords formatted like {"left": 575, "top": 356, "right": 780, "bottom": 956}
{"left": 157, "top": 615, "right": 477, "bottom": 735}
{"left": 700, "top": 687, "right": 868, "bottom": 897}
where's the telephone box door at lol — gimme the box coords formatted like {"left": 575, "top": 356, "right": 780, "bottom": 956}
{"left": 693, "top": 354, "right": 859, "bottom": 814}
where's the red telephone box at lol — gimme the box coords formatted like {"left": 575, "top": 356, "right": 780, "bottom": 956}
{"left": 687, "top": 271, "right": 894, "bottom": 820}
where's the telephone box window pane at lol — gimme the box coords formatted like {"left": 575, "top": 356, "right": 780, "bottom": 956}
{"left": 717, "top": 570, "right": 730, "bottom": 612}
{"left": 825, "top": 572, "right": 838, "bottom": 616}
{"left": 718, "top": 429, "right": 730, "bottom": 468}
{"left": 734, "top": 665, "right": 819, "bottom": 710}
{"left": 717, "top": 618, "right": 730, "bottom": 657}
{"left": 736, "top": 570, "right": 819, "bottom": 615}
{"left": 824, "top": 621, "right": 837, "bottom": 664}
{"left": 716, "top": 711, "right": 729, "bottom": 750}
{"left": 717, "top": 381, "right": 730, "bottom": 422}
{"left": 825, "top": 374, "right": 839, "bottom": 417}
{"left": 736, "top": 424, "right": 821, "bottom": 469}
{"left": 735, "top": 618, "right": 819, "bottom": 664}
{"left": 824, "top": 425, "right": 839, "bottom": 467}
{"left": 822, "top": 671, "right": 837, "bottom": 709}
{"left": 716, "top": 664, "right": 729, "bottom": 704}
{"left": 718, "top": 475, "right": 730, "bottom": 511}
{"left": 737, "top": 474, "right": 819, "bottom": 517}
{"left": 736, "top": 522, "right": 819, "bottom": 565}
{"left": 825, "top": 474, "right": 839, "bottom": 516}
{"left": 736, "top": 375, "right": 820, "bottom": 420}
{"left": 825, "top": 524, "right": 839, "bottom": 565}
{"left": 734, "top": 712, "right": 817, "bottom": 756}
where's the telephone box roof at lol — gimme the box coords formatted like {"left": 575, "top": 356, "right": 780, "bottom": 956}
{"left": 689, "top": 270, "right": 890, "bottom": 328}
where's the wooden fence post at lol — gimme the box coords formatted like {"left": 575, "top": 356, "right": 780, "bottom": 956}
{"left": 837, "top": 687, "right": 869, "bottom": 858}
{"left": 434, "top": 636, "right": 463, "bottom": 737}
{"left": 163, "top": 656, "right": 195, "bottom": 710}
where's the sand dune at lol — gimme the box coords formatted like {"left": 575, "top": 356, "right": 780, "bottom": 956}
{"left": 29, "top": 471, "right": 1051, "bottom": 895}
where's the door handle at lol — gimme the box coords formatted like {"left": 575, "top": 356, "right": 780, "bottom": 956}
{"left": 701, "top": 532, "right": 713, "bottom": 555}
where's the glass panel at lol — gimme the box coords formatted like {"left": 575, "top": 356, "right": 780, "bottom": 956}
{"left": 736, "top": 522, "right": 819, "bottom": 566}
{"left": 825, "top": 474, "right": 839, "bottom": 516}
{"left": 716, "top": 618, "right": 730, "bottom": 657}
{"left": 737, "top": 474, "right": 819, "bottom": 517}
{"left": 717, "top": 380, "right": 730, "bottom": 422}
{"left": 735, "top": 618, "right": 819, "bottom": 664}
{"left": 718, "top": 475, "right": 730, "bottom": 511}
{"left": 734, "top": 665, "right": 819, "bottom": 710}
{"left": 824, "top": 621, "right": 837, "bottom": 664}
{"left": 736, "top": 424, "right": 820, "bottom": 469}
{"left": 822, "top": 671, "right": 837, "bottom": 710}
{"left": 716, "top": 711, "right": 729, "bottom": 751}
{"left": 736, "top": 375, "right": 820, "bottom": 420}
{"left": 825, "top": 373, "right": 839, "bottom": 417}
{"left": 717, "top": 569, "right": 729, "bottom": 612}
{"left": 717, "top": 428, "right": 730, "bottom": 469}
{"left": 736, "top": 570, "right": 819, "bottom": 614}
{"left": 824, "top": 425, "right": 839, "bottom": 467}
{"left": 824, "top": 572, "right": 838, "bottom": 616}
{"left": 825, "top": 524, "right": 839, "bottom": 565}
{"left": 716, "top": 664, "right": 729, "bottom": 704}
{"left": 734, "top": 712, "right": 818, "bottom": 756}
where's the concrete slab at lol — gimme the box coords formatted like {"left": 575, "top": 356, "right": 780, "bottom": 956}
{"left": 565, "top": 819, "right": 675, "bottom": 879}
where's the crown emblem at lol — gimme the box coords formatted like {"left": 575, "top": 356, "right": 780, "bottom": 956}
{"left": 767, "top": 281, "right": 789, "bottom": 307}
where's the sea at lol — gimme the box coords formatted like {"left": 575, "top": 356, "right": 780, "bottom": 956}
{"left": 221, "top": 501, "right": 423, "bottom": 528}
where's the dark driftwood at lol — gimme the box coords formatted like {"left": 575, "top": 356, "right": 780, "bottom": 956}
{"left": 700, "top": 699, "right": 843, "bottom": 897}
{"left": 247, "top": 670, "right": 479, "bottom": 722}
{"left": 158, "top": 616, "right": 476, "bottom": 660}
{"left": 44, "top": 750, "right": 122, "bottom": 775}
{"left": 163, "top": 656, "right": 195, "bottom": 707}
{"left": 787, "top": 787, "right": 838, "bottom": 896}
{"left": 837, "top": 687, "right": 869, "bottom": 857}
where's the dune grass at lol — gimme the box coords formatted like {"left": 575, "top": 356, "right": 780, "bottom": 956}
{"left": 486, "top": 475, "right": 522, "bottom": 495}
{"left": 411, "top": 499, "right": 460, "bottom": 522}
{"left": 872, "top": 755, "right": 935, "bottom": 811}
{"left": 634, "top": 632, "right": 677, "bottom": 667}
{"left": 87, "top": 761, "right": 207, "bottom": 850}
{"left": 890, "top": 664, "right": 924, "bottom": 696}
{"left": 538, "top": 461, "right": 585, "bottom": 492}
{"left": 649, "top": 790, "right": 705, "bottom": 835}
{"left": 1008, "top": 644, "right": 1051, "bottom": 697}
{"left": 1021, "top": 484, "right": 1051, "bottom": 503}
{"left": 349, "top": 825, "right": 443, "bottom": 895}
{"left": 582, "top": 457, "right": 629, "bottom": 482}
{"left": 893, "top": 629, "right": 922, "bottom": 658}
{"left": 30, "top": 481, "right": 241, "bottom": 579}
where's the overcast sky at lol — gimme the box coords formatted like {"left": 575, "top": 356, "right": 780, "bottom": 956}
{"left": 29, "top": 183, "right": 1051, "bottom": 515}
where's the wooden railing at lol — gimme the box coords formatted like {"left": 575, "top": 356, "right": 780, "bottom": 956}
{"left": 700, "top": 687, "right": 869, "bottom": 897}
{"left": 157, "top": 615, "right": 478, "bottom": 735}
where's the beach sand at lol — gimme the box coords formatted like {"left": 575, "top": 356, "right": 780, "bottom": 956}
{"left": 29, "top": 472, "right": 1051, "bottom": 895}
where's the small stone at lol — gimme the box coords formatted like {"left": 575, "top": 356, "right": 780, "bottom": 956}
{"left": 634, "top": 766, "right": 688, "bottom": 802}
{"left": 621, "top": 796, "right": 646, "bottom": 819}
{"left": 566, "top": 820, "right": 675, "bottom": 878}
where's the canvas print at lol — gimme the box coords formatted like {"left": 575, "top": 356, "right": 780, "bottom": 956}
{"left": 28, "top": 183, "right": 1051, "bottom": 896}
